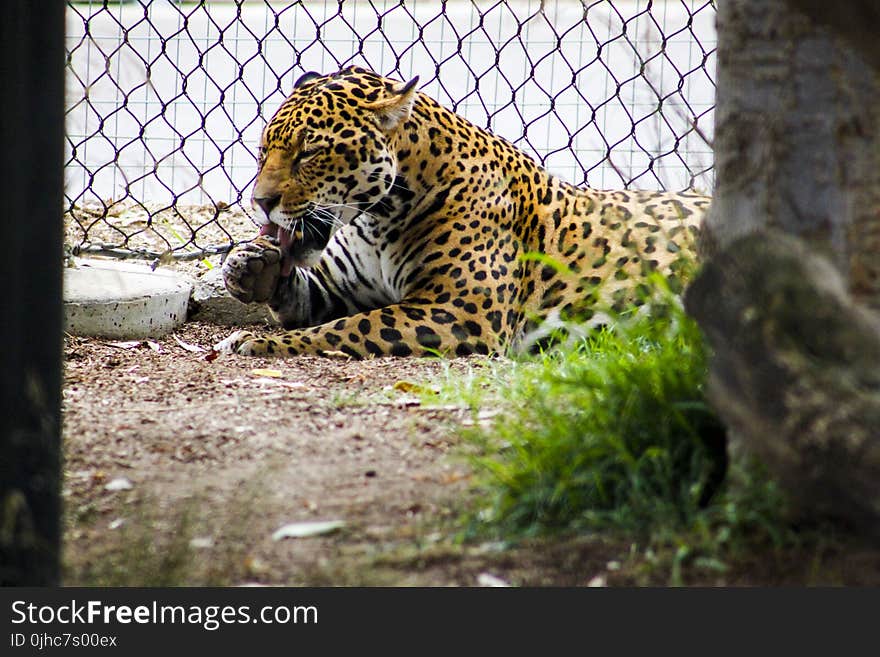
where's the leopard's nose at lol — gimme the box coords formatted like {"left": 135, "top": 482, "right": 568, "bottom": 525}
{"left": 254, "top": 195, "right": 281, "bottom": 217}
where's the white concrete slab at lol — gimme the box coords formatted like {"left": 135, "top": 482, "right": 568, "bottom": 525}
{"left": 64, "top": 258, "right": 193, "bottom": 339}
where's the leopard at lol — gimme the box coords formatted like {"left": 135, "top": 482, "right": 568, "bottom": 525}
{"left": 214, "top": 66, "right": 710, "bottom": 358}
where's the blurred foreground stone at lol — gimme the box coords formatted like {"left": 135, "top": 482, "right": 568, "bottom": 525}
{"left": 685, "top": 230, "right": 880, "bottom": 536}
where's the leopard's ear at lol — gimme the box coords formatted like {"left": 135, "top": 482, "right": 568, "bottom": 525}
{"left": 294, "top": 71, "right": 322, "bottom": 88}
{"left": 366, "top": 76, "right": 419, "bottom": 131}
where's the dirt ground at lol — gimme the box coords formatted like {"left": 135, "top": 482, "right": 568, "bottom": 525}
{"left": 62, "top": 321, "right": 880, "bottom": 587}
{"left": 63, "top": 321, "right": 631, "bottom": 586}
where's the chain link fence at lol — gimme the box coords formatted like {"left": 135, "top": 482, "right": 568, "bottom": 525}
{"left": 64, "top": 0, "right": 716, "bottom": 264}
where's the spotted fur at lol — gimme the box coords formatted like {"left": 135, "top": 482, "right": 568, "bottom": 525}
{"left": 216, "top": 67, "right": 709, "bottom": 358}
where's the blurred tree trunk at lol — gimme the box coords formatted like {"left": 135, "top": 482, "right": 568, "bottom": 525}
{"left": 686, "top": 0, "right": 880, "bottom": 535}
{"left": 0, "top": 2, "right": 65, "bottom": 584}
{"left": 700, "top": 1, "right": 880, "bottom": 306}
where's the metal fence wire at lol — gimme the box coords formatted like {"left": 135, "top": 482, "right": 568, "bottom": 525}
{"left": 64, "top": 0, "right": 717, "bottom": 263}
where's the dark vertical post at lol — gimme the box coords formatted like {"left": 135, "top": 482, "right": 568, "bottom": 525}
{"left": 0, "top": 1, "right": 66, "bottom": 585}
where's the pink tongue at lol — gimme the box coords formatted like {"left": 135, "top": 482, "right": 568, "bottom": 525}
{"left": 257, "top": 223, "right": 296, "bottom": 276}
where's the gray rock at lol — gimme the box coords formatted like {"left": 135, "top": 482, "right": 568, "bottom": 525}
{"left": 188, "top": 267, "right": 277, "bottom": 326}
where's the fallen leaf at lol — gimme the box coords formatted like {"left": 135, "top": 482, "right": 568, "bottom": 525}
{"left": 243, "top": 556, "right": 270, "bottom": 577}
{"left": 392, "top": 380, "right": 439, "bottom": 395}
{"left": 173, "top": 335, "right": 207, "bottom": 353}
{"left": 477, "top": 572, "right": 511, "bottom": 587}
{"left": 105, "top": 340, "right": 142, "bottom": 350}
{"left": 119, "top": 216, "right": 148, "bottom": 227}
{"left": 587, "top": 574, "right": 607, "bottom": 587}
{"left": 271, "top": 520, "right": 346, "bottom": 540}
{"left": 318, "top": 350, "right": 352, "bottom": 359}
{"left": 204, "top": 350, "right": 219, "bottom": 362}
{"left": 251, "top": 368, "right": 283, "bottom": 378}
{"left": 105, "top": 477, "right": 133, "bottom": 492}
{"left": 254, "top": 378, "right": 306, "bottom": 389}
{"left": 145, "top": 340, "right": 162, "bottom": 353}
{"left": 439, "top": 471, "right": 470, "bottom": 484}
{"left": 152, "top": 250, "right": 174, "bottom": 268}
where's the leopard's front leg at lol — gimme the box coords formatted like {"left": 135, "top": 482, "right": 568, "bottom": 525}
{"left": 214, "top": 302, "right": 507, "bottom": 358}
{"left": 214, "top": 237, "right": 282, "bottom": 354}
{"left": 217, "top": 235, "right": 343, "bottom": 353}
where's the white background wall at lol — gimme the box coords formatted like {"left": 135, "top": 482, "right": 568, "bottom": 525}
{"left": 64, "top": 0, "right": 716, "bottom": 208}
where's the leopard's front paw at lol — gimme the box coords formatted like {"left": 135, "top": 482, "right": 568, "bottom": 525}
{"left": 213, "top": 329, "right": 257, "bottom": 354}
{"left": 222, "top": 236, "right": 282, "bottom": 304}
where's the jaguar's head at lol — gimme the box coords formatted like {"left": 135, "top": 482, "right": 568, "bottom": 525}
{"left": 251, "top": 66, "right": 419, "bottom": 274}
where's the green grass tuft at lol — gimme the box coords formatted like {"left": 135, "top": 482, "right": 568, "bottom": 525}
{"left": 432, "top": 277, "right": 794, "bottom": 571}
